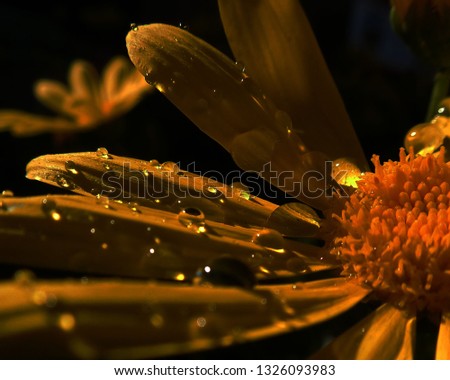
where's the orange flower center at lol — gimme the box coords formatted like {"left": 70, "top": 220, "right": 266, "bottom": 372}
{"left": 332, "top": 148, "right": 450, "bottom": 312}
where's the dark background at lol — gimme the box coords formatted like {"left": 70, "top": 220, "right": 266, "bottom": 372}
{"left": 0, "top": 0, "right": 439, "bottom": 359}
{"left": 0, "top": 0, "right": 435, "bottom": 197}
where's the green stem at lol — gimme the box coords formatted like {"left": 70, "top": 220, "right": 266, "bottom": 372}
{"left": 426, "top": 69, "right": 450, "bottom": 122}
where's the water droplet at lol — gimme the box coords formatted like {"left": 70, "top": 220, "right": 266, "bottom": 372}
{"left": 252, "top": 228, "right": 285, "bottom": 253}
{"left": 150, "top": 313, "right": 164, "bottom": 328}
{"left": 332, "top": 158, "right": 362, "bottom": 188}
{"left": 197, "top": 256, "right": 256, "bottom": 289}
{"left": 234, "top": 61, "right": 246, "bottom": 73}
{"left": 14, "top": 269, "right": 35, "bottom": 287}
{"left": 103, "top": 162, "right": 111, "bottom": 170}
{"left": 178, "top": 207, "right": 205, "bottom": 228}
{"left": 196, "top": 316, "right": 207, "bottom": 328}
{"left": 130, "top": 23, "right": 138, "bottom": 31}
{"left": 161, "top": 161, "right": 180, "bottom": 175}
{"left": 90, "top": 228, "right": 96, "bottom": 234}
{"left": 56, "top": 175, "right": 76, "bottom": 190}
{"left": 96, "top": 147, "right": 111, "bottom": 159}
{"left": 231, "top": 181, "right": 251, "bottom": 200}
{"left": 127, "top": 202, "right": 141, "bottom": 214}
{"left": 148, "top": 159, "right": 161, "bottom": 168}
{"left": 65, "top": 160, "right": 79, "bottom": 175}
{"left": 404, "top": 122, "right": 445, "bottom": 155}
{"left": 58, "top": 313, "right": 76, "bottom": 332}
{"left": 286, "top": 258, "right": 310, "bottom": 273}
{"left": 178, "top": 22, "right": 189, "bottom": 30}
{"left": 1, "top": 190, "right": 14, "bottom": 197}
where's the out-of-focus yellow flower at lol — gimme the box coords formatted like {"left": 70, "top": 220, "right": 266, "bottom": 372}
{"left": 390, "top": 0, "right": 450, "bottom": 68}
{"left": 0, "top": 56, "right": 151, "bottom": 136}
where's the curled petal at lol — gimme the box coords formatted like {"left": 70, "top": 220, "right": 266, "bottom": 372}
{"left": 25, "top": 150, "right": 325, "bottom": 234}
{"left": 33, "top": 80, "right": 71, "bottom": 116}
{"left": 68, "top": 60, "right": 101, "bottom": 108}
{"left": 218, "top": 0, "right": 367, "bottom": 170}
{"left": 100, "top": 56, "right": 150, "bottom": 116}
{"left": 126, "top": 24, "right": 332, "bottom": 210}
{"left": 311, "top": 303, "right": 416, "bottom": 359}
{"left": 0, "top": 111, "right": 77, "bottom": 136}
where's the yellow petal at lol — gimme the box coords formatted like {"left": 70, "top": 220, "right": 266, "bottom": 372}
{"left": 0, "top": 111, "right": 77, "bottom": 136}
{"left": 126, "top": 23, "right": 332, "bottom": 210}
{"left": 0, "top": 193, "right": 325, "bottom": 281}
{"left": 0, "top": 278, "right": 363, "bottom": 359}
{"left": 311, "top": 303, "right": 416, "bottom": 359}
{"left": 436, "top": 311, "right": 450, "bottom": 360}
{"left": 33, "top": 80, "right": 71, "bottom": 116}
{"left": 68, "top": 60, "right": 101, "bottom": 108}
{"left": 264, "top": 278, "right": 370, "bottom": 328}
{"left": 218, "top": 0, "right": 367, "bottom": 170}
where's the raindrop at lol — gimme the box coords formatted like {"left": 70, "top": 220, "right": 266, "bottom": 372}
{"left": 161, "top": 161, "right": 180, "bottom": 175}
{"left": 149, "top": 159, "right": 161, "bottom": 168}
{"left": 150, "top": 313, "right": 164, "bottom": 328}
{"left": 56, "top": 174, "right": 76, "bottom": 190}
{"left": 332, "top": 158, "right": 362, "bottom": 188}
{"left": 234, "top": 61, "right": 246, "bottom": 73}
{"left": 58, "top": 313, "right": 76, "bottom": 332}
{"left": 178, "top": 207, "right": 205, "bottom": 228}
{"left": 65, "top": 160, "right": 79, "bottom": 175}
{"left": 231, "top": 181, "right": 251, "bottom": 200}
{"left": 286, "top": 258, "right": 310, "bottom": 273}
{"left": 128, "top": 202, "right": 141, "bottom": 214}
{"left": 14, "top": 269, "right": 36, "bottom": 287}
{"left": 130, "top": 23, "right": 138, "bottom": 31}
{"left": 404, "top": 122, "right": 445, "bottom": 155}
{"left": 252, "top": 228, "right": 285, "bottom": 253}
{"left": 197, "top": 256, "right": 256, "bottom": 289}
{"left": 1, "top": 190, "right": 14, "bottom": 197}
{"left": 96, "top": 147, "right": 111, "bottom": 159}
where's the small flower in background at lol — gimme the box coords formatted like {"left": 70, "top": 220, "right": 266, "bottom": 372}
{"left": 0, "top": 56, "right": 151, "bottom": 136}
{"left": 0, "top": 0, "right": 449, "bottom": 360}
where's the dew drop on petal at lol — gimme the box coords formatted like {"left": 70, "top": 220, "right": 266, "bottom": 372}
{"left": 332, "top": 158, "right": 362, "bottom": 188}
{"left": 130, "top": 23, "right": 138, "bottom": 31}
{"left": 58, "top": 313, "right": 76, "bottom": 332}
{"left": 96, "top": 147, "right": 111, "bottom": 159}
{"left": 1, "top": 190, "right": 14, "bottom": 197}
{"left": 197, "top": 256, "right": 256, "bottom": 289}
{"left": 252, "top": 228, "right": 285, "bottom": 253}
{"left": 148, "top": 159, "right": 161, "bottom": 169}
{"left": 56, "top": 175, "right": 76, "bottom": 190}
{"left": 14, "top": 269, "right": 36, "bottom": 287}
{"left": 231, "top": 181, "right": 251, "bottom": 200}
{"left": 160, "top": 161, "right": 180, "bottom": 175}
{"left": 65, "top": 160, "right": 79, "bottom": 175}
{"left": 404, "top": 122, "right": 445, "bottom": 155}
{"left": 149, "top": 313, "right": 164, "bottom": 328}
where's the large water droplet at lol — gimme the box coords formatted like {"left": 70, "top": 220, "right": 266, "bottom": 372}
{"left": 178, "top": 207, "right": 206, "bottom": 233}
{"left": 332, "top": 158, "right": 362, "bottom": 188}
{"left": 96, "top": 147, "right": 111, "bottom": 159}
{"left": 148, "top": 159, "right": 161, "bottom": 169}
{"left": 197, "top": 256, "right": 256, "bottom": 289}
{"left": 1, "top": 190, "right": 14, "bottom": 197}
{"left": 252, "top": 228, "right": 285, "bottom": 253}
{"left": 161, "top": 161, "right": 180, "bottom": 175}
{"left": 56, "top": 175, "right": 76, "bottom": 190}
{"left": 14, "top": 269, "right": 36, "bottom": 287}
{"left": 57, "top": 313, "right": 76, "bottom": 332}
{"left": 404, "top": 122, "right": 445, "bottom": 155}
{"left": 65, "top": 160, "right": 79, "bottom": 175}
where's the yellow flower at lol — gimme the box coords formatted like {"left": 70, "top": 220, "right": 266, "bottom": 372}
{"left": 0, "top": 0, "right": 449, "bottom": 360}
{"left": 0, "top": 56, "right": 151, "bottom": 136}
